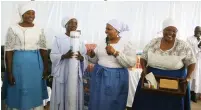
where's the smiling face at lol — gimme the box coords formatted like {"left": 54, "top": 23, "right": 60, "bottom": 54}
{"left": 22, "top": 10, "right": 35, "bottom": 24}
{"left": 163, "top": 26, "right": 178, "bottom": 42}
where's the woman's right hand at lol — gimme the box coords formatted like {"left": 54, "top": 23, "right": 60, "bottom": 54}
{"left": 8, "top": 73, "right": 15, "bottom": 86}
{"left": 87, "top": 49, "right": 95, "bottom": 58}
{"left": 61, "top": 50, "right": 74, "bottom": 59}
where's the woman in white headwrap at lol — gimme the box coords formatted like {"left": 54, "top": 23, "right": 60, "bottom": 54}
{"left": 4, "top": 2, "right": 48, "bottom": 110}
{"left": 50, "top": 17, "right": 88, "bottom": 110}
{"left": 132, "top": 18, "right": 196, "bottom": 110}
{"left": 87, "top": 19, "right": 136, "bottom": 110}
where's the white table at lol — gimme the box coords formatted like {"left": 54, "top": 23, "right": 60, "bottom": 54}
{"left": 127, "top": 69, "right": 142, "bottom": 107}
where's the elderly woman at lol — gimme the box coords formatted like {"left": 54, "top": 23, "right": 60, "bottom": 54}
{"left": 50, "top": 17, "right": 87, "bottom": 110}
{"left": 4, "top": 3, "right": 48, "bottom": 110}
{"left": 132, "top": 18, "right": 196, "bottom": 110}
{"left": 87, "top": 19, "right": 136, "bottom": 110}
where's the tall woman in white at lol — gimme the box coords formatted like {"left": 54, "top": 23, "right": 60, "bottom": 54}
{"left": 50, "top": 17, "right": 87, "bottom": 110}
{"left": 4, "top": 3, "right": 49, "bottom": 110}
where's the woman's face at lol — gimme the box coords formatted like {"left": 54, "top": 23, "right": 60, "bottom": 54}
{"left": 105, "top": 24, "right": 119, "bottom": 39}
{"left": 163, "top": 26, "right": 177, "bottom": 42}
{"left": 67, "top": 18, "right": 78, "bottom": 32}
{"left": 22, "top": 10, "right": 35, "bottom": 24}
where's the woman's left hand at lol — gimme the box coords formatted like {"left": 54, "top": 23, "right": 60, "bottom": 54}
{"left": 105, "top": 45, "right": 116, "bottom": 55}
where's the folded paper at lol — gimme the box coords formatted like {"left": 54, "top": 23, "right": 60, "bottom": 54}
{"left": 145, "top": 72, "right": 158, "bottom": 89}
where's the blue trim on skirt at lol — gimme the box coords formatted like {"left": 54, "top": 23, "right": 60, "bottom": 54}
{"left": 4, "top": 50, "right": 48, "bottom": 109}
{"left": 89, "top": 64, "right": 129, "bottom": 110}
{"left": 132, "top": 66, "right": 190, "bottom": 110}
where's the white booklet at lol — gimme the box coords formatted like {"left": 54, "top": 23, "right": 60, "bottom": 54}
{"left": 145, "top": 72, "right": 158, "bottom": 89}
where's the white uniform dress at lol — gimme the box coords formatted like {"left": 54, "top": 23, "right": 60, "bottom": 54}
{"left": 50, "top": 34, "right": 88, "bottom": 110}
{"left": 187, "top": 36, "right": 201, "bottom": 93}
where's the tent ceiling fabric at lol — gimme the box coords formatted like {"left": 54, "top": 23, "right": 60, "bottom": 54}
{"left": 1, "top": 1, "right": 201, "bottom": 49}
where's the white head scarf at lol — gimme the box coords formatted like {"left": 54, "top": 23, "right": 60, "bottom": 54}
{"left": 18, "top": 3, "right": 36, "bottom": 16}
{"left": 162, "top": 18, "right": 177, "bottom": 30}
{"left": 61, "top": 16, "right": 76, "bottom": 28}
{"left": 18, "top": 2, "right": 36, "bottom": 23}
{"left": 107, "top": 19, "right": 130, "bottom": 37}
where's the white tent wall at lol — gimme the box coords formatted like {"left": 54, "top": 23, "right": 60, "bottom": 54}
{"left": 1, "top": 1, "right": 201, "bottom": 49}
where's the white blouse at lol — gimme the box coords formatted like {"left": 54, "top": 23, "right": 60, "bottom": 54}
{"left": 5, "top": 24, "right": 47, "bottom": 51}
{"left": 141, "top": 37, "right": 196, "bottom": 70}
{"left": 88, "top": 38, "right": 136, "bottom": 68}
{"left": 187, "top": 36, "right": 201, "bottom": 57}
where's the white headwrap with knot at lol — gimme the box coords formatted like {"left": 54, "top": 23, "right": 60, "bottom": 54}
{"left": 107, "top": 19, "right": 130, "bottom": 37}
{"left": 61, "top": 16, "right": 75, "bottom": 28}
{"left": 18, "top": 2, "right": 36, "bottom": 16}
{"left": 162, "top": 18, "right": 177, "bottom": 30}
{"left": 18, "top": 2, "right": 36, "bottom": 23}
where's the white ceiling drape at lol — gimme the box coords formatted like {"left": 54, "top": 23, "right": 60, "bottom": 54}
{"left": 1, "top": 1, "right": 201, "bottom": 49}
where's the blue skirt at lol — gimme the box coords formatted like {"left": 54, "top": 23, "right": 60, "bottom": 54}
{"left": 132, "top": 66, "right": 190, "bottom": 110}
{"left": 5, "top": 50, "right": 48, "bottom": 109}
{"left": 89, "top": 64, "right": 129, "bottom": 110}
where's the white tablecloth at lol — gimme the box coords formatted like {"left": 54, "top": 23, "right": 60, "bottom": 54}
{"left": 127, "top": 69, "right": 142, "bottom": 107}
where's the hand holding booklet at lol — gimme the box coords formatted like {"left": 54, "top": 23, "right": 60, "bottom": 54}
{"left": 145, "top": 72, "right": 158, "bottom": 89}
